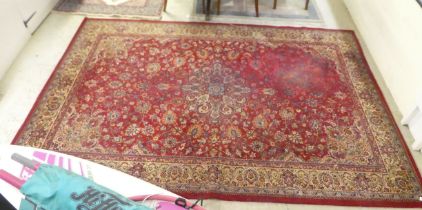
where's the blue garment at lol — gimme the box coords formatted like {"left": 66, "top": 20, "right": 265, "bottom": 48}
{"left": 20, "top": 164, "right": 152, "bottom": 210}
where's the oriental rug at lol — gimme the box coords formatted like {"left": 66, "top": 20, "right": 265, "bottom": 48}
{"left": 55, "top": 0, "right": 164, "bottom": 19}
{"left": 13, "top": 18, "right": 422, "bottom": 207}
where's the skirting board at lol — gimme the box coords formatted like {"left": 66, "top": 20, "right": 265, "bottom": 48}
{"left": 402, "top": 96, "right": 422, "bottom": 151}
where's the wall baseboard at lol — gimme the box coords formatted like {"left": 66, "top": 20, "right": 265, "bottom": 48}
{"left": 402, "top": 96, "right": 422, "bottom": 151}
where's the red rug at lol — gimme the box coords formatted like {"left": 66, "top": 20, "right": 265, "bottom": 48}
{"left": 13, "top": 18, "right": 422, "bottom": 207}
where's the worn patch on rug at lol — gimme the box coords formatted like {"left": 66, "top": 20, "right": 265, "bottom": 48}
{"left": 13, "top": 18, "right": 422, "bottom": 207}
{"left": 55, "top": 0, "right": 164, "bottom": 19}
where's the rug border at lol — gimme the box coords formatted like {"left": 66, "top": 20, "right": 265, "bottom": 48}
{"left": 10, "top": 18, "right": 88, "bottom": 146}
{"left": 179, "top": 192, "right": 422, "bottom": 208}
{"left": 11, "top": 17, "right": 422, "bottom": 208}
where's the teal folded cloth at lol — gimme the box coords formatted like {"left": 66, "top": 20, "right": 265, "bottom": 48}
{"left": 19, "top": 164, "right": 152, "bottom": 210}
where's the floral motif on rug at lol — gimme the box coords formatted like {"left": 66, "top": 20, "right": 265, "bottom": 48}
{"left": 55, "top": 0, "right": 164, "bottom": 18}
{"left": 13, "top": 19, "right": 422, "bottom": 207}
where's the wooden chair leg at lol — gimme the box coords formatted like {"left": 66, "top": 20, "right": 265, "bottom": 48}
{"left": 163, "top": 0, "right": 167, "bottom": 12}
{"left": 217, "top": 0, "right": 221, "bottom": 15}
{"left": 206, "top": 0, "right": 211, "bottom": 20}
{"left": 273, "top": 0, "right": 277, "bottom": 9}
{"left": 305, "top": 0, "right": 310, "bottom": 10}
{"left": 255, "top": 0, "right": 259, "bottom": 17}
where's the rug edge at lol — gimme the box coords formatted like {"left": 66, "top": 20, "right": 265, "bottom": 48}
{"left": 84, "top": 17, "right": 354, "bottom": 32}
{"left": 11, "top": 17, "right": 89, "bottom": 145}
{"left": 180, "top": 192, "right": 422, "bottom": 208}
{"left": 348, "top": 32, "right": 422, "bottom": 189}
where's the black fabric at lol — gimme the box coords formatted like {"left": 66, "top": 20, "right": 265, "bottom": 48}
{"left": 0, "top": 193, "right": 16, "bottom": 210}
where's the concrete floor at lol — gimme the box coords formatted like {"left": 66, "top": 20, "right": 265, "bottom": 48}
{"left": 0, "top": 0, "right": 421, "bottom": 209}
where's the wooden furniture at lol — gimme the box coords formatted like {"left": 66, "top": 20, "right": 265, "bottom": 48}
{"left": 257, "top": 0, "right": 311, "bottom": 17}
{"left": 305, "top": 0, "right": 310, "bottom": 10}
{"left": 205, "top": 0, "right": 216, "bottom": 17}
{"left": 163, "top": 0, "right": 167, "bottom": 11}
{"left": 163, "top": 0, "right": 311, "bottom": 18}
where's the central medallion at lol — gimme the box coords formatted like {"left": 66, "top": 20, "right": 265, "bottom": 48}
{"left": 182, "top": 62, "right": 250, "bottom": 123}
{"left": 208, "top": 83, "right": 225, "bottom": 96}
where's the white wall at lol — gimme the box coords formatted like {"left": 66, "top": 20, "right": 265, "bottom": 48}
{"left": 344, "top": 0, "right": 422, "bottom": 117}
{"left": 0, "top": 0, "right": 58, "bottom": 81}
{"left": 0, "top": 1, "right": 31, "bottom": 80}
